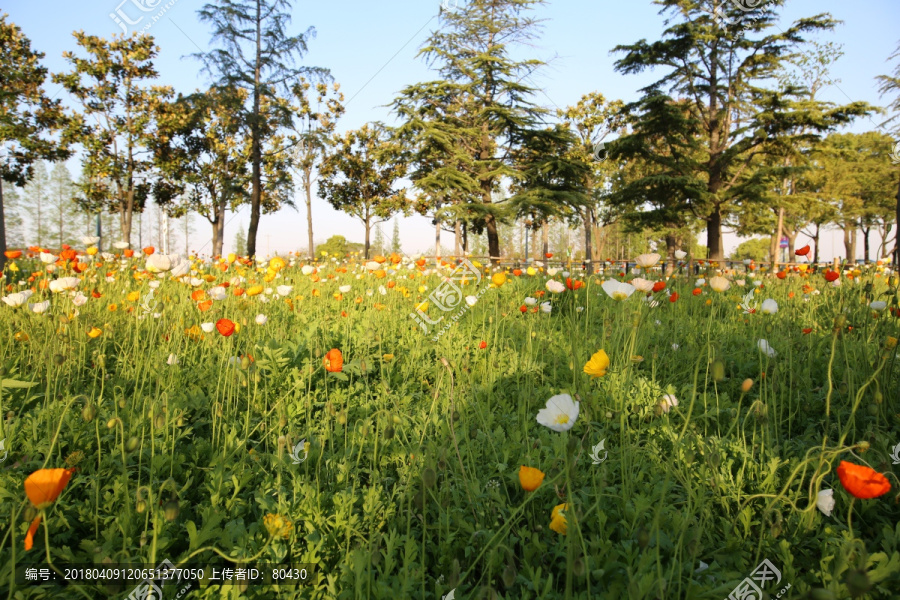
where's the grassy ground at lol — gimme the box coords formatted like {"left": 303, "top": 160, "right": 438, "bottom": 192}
{"left": 1, "top": 253, "right": 899, "bottom": 599}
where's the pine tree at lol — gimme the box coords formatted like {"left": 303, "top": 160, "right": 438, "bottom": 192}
{"left": 194, "top": 0, "right": 328, "bottom": 259}
{"left": 48, "top": 162, "right": 78, "bottom": 247}
{"left": 0, "top": 181, "right": 25, "bottom": 248}
{"left": 23, "top": 161, "right": 50, "bottom": 246}
{"left": 391, "top": 219, "right": 402, "bottom": 254}
{"left": 234, "top": 225, "right": 247, "bottom": 256}
{"left": 372, "top": 224, "right": 385, "bottom": 257}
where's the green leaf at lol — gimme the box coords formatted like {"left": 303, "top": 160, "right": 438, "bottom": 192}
{"left": 2, "top": 379, "right": 38, "bottom": 389}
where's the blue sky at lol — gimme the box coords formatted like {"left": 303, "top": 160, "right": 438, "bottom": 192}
{"left": 3, "top": 0, "right": 899, "bottom": 259}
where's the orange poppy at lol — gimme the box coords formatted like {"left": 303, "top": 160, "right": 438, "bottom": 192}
{"left": 123, "top": 249, "right": 135, "bottom": 258}
{"left": 4, "top": 250, "right": 22, "bottom": 259}
{"left": 389, "top": 253, "right": 401, "bottom": 264}
{"left": 836, "top": 461, "right": 891, "bottom": 499}
{"left": 566, "top": 278, "right": 584, "bottom": 290}
{"left": 24, "top": 467, "right": 76, "bottom": 551}
{"left": 519, "top": 466, "right": 545, "bottom": 491}
{"left": 374, "top": 269, "right": 387, "bottom": 279}
{"left": 143, "top": 247, "right": 155, "bottom": 255}
{"left": 59, "top": 249, "right": 77, "bottom": 261}
{"left": 545, "top": 253, "right": 553, "bottom": 258}
{"left": 692, "top": 288, "right": 702, "bottom": 296}
{"left": 191, "top": 289, "right": 206, "bottom": 302}
{"left": 324, "top": 348, "right": 343, "bottom": 373}
{"left": 415, "top": 258, "right": 426, "bottom": 268}
{"left": 374, "top": 255, "right": 386, "bottom": 264}
{"left": 776, "top": 271, "right": 786, "bottom": 280}
{"left": 216, "top": 318, "right": 236, "bottom": 337}
{"left": 233, "top": 287, "right": 245, "bottom": 296}
{"left": 386, "top": 281, "right": 396, "bottom": 289}
{"left": 652, "top": 281, "right": 666, "bottom": 293}
{"left": 513, "top": 269, "right": 522, "bottom": 276}
{"left": 197, "top": 300, "right": 213, "bottom": 312}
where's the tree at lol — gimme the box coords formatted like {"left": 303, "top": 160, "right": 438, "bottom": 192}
{"left": 234, "top": 225, "right": 247, "bottom": 256}
{"left": 876, "top": 40, "right": 900, "bottom": 265}
{"left": 394, "top": 0, "right": 552, "bottom": 265}
{"left": 23, "top": 160, "right": 50, "bottom": 246}
{"left": 152, "top": 86, "right": 249, "bottom": 257}
{"left": 0, "top": 14, "right": 71, "bottom": 268}
{"left": 612, "top": 0, "right": 863, "bottom": 260}
{"left": 391, "top": 219, "right": 402, "bottom": 254}
{"left": 194, "top": 0, "right": 328, "bottom": 259}
{"left": 318, "top": 124, "right": 408, "bottom": 259}
{"left": 48, "top": 161, "right": 79, "bottom": 247}
{"left": 731, "top": 237, "right": 771, "bottom": 263}
{"left": 288, "top": 79, "right": 344, "bottom": 258}
{"left": 372, "top": 224, "right": 385, "bottom": 257}
{"left": 53, "top": 33, "right": 171, "bottom": 246}
{"left": 315, "top": 234, "right": 363, "bottom": 258}
{"left": 0, "top": 181, "right": 25, "bottom": 248}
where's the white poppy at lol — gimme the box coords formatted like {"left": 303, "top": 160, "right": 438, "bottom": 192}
{"left": 170, "top": 259, "right": 192, "bottom": 278}
{"left": 146, "top": 254, "right": 173, "bottom": 273}
{"left": 695, "top": 278, "right": 706, "bottom": 287}
{"left": 816, "top": 489, "right": 835, "bottom": 517}
{"left": 72, "top": 292, "right": 88, "bottom": 307}
{"left": 378, "top": 285, "right": 387, "bottom": 295}
{"left": 870, "top": 301, "right": 887, "bottom": 311}
{"left": 546, "top": 267, "right": 559, "bottom": 276}
{"left": 709, "top": 276, "right": 730, "bottom": 293}
{"left": 465, "top": 295, "right": 477, "bottom": 307}
{"left": 277, "top": 285, "right": 293, "bottom": 296}
{"left": 49, "top": 277, "right": 80, "bottom": 293}
{"left": 200, "top": 322, "right": 215, "bottom": 333}
{"left": 82, "top": 236, "right": 100, "bottom": 246}
{"left": 166, "top": 353, "right": 179, "bottom": 365}
{"left": 113, "top": 241, "right": 130, "bottom": 249}
{"left": 631, "top": 278, "right": 654, "bottom": 292}
{"left": 40, "top": 252, "right": 58, "bottom": 264}
{"left": 736, "top": 279, "right": 746, "bottom": 287}
{"left": 301, "top": 265, "right": 316, "bottom": 276}
{"left": 540, "top": 302, "right": 552, "bottom": 313}
{"left": 255, "top": 313, "right": 268, "bottom": 325}
{"left": 365, "top": 261, "right": 380, "bottom": 271}
{"left": 208, "top": 287, "right": 227, "bottom": 301}
{"left": 546, "top": 280, "right": 566, "bottom": 294}
{"left": 524, "top": 297, "right": 537, "bottom": 306}
{"left": 536, "top": 394, "right": 580, "bottom": 432}
{"left": 674, "top": 250, "right": 687, "bottom": 260}
{"left": 189, "top": 277, "right": 204, "bottom": 287}
{"left": 601, "top": 279, "right": 636, "bottom": 301}
{"left": 760, "top": 299, "right": 778, "bottom": 314}
{"left": 148, "top": 280, "right": 161, "bottom": 289}
{"left": 757, "top": 339, "right": 777, "bottom": 357}
{"left": 28, "top": 300, "right": 50, "bottom": 314}
{"left": 2, "top": 290, "right": 33, "bottom": 307}
{"left": 659, "top": 394, "right": 679, "bottom": 413}
{"left": 635, "top": 253, "right": 660, "bottom": 268}
{"left": 339, "top": 285, "right": 351, "bottom": 294}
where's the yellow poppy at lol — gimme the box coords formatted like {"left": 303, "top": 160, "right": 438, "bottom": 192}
{"left": 518, "top": 466, "right": 545, "bottom": 492}
{"left": 549, "top": 503, "right": 568, "bottom": 535}
{"left": 87, "top": 327, "right": 102, "bottom": 338}
{"left": 246, "top": 285, "right": 264, "bottom": 297}
{"left": 491, "top": 272, "right": 507, "bottom": 287}
{"left": 583, "top": 349, "right": 610, "bottom": 377}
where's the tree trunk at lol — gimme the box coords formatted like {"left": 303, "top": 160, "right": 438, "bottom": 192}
{"left": 0, "top": 181, "right": 7, "bottom": 271}
{"left": 485, "top": 213, "right": 500, "bottom": 265}
{"left": 813, "top": 224, "right": 821, "bottom": 264}
{"left": 305, "top": 169, "right": 314, "bottom": 258}
{"left": 246, "top": 0, "right": 263, "bottom": 259}
{"left": 434, "top": 215, "right": 441, "bottom": 261}
{"left": 665, "top": 232, "right": 677, "bottom": 277}
{"left": 454, "top": 220, "right": 461, "bottom": 257}
{"left": 843, "top": 225, "right": 856, "bottom": 263}
{"left": 462, "top": 222, "right": 468, "bottom": 254}
{"left": 862, "top": 227, "right": 871, "bottom": 263}
{"left": 707, "top": 208, "right": 723, "bottom": 260}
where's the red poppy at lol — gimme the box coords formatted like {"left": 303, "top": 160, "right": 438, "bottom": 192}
{"left": 566, "top": 278, "right": 584, "bottom": 290}
{"left": 324, "top": 348, "right": 343, "bottom": 372}
{"left": 91, "top": 289, "right": 102, "bottom": 299}
{"left": 824, "top": 270, "right": 840, "bottom": 282}
{"left": 545, "top": 253, "right": 553, "bottom": 259}
{"left": 519, "top": 305, "right": 527, "bottom": 313}
{"left": 652, "top": 281, "right": 666, "bottom": 293}
{"left": 479, "top": 341, "right": 487, "bottom": 349}
{"left": 802, "top": 328, "right": 812, "bottom": 335}
{"left": 669, "top": 292, "right": 679, "bottom": 303}
{"left": 513, "top": 269, "right": 522, "bottom": 276}
{"left": 692, "top": 288, "right": 702, "bottom": 296}
{"left": 836, "top": 461, "right": 891, "bottom": 499}
{"left": 216, "top": 318, "right": 236, "bottom": 337}
{"left": 776, "top": 271, "right": 786, "bottom": 280}
{"left": 795, "top": 245, "right": 810, "bottom": 256}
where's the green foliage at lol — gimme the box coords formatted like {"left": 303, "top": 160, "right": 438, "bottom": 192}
{"left": 315, "top": 234, "right": 362, "bottom": 258}
{"left": 731, "top": 237, "right": 772, "bottom": 262}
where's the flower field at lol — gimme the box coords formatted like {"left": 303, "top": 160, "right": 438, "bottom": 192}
{"left": 1, "top": 249, "right": 900, "bottom": 599}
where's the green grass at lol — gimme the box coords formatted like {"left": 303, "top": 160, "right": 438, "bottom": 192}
{"left": 1, "top": 257, "right": 899, "bottom": 599}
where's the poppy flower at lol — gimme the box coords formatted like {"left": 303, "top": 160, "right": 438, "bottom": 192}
{"left": 549, "top": 503, "right": 568, "bottom": 535}
{"left": 519, "top": 305, "right": 528, "bottom": 313}
{"left": 491, "top": 273, "right": 507, "bottom": 287}
{"left": 795, "top": 245, "right": 810, "bottom": 256}
{"left": 566, "top": 278, "right": 584, "bottom": 290}
{"left": 652, "top": 281, "right": 666, "bottom": 293}
{"left": 324, "top": 348, "right": 343, "bottom": 372}
{"left": 635, "top": 253, "right": 660, "bottom": 268}
{"left": 123, "top": 249, "right": 135, "bottom": 258}
{"left": 601, "top": 280, "right": 635, "bottom": 301}
{"left": 583, "top": 349, "right": 610, "bottom": 377}
{"left": 191, "top": 289, "right": 206, "bottom": 302}
{"left": 197, "top": 300, "right": 213, "bottom": 312}
{"left": 5, "top": 250, "right": 22, "bottom": 259}
{"left": 142, "top": 246, "right": 155, "bottom": 255}
{"left": 669, "top": 292, "right": 679, "bottom": 303}
{"left": 513, "top": 269, "right": 522, "bottom": 276}
{"left": 692, "top": 288, "right": 702, "bottom": 296}
{"left": 776, "top": 271, "right": 786, "bottom": 280}
{"left": 824, "top": 270, "right": 840, "bottom": 282}
{"left": 802, "top": 328, "right": 812, "bottom": 335}
{"left": 519, "top": 466, "right": 545, "bottom": 491}
{"left": 536, "top": 394, "right": 579, "bottom": 432}
{"left": 545, "top": 253, "right": 553, "bottom": 259}
{"left": 479, "top": 340, "right": 487, "bottom": 349}
{"left": 216, "top": 318, "right": 236, "bottom": 337}
{"left": 24, "top": 467, "right": 76, "bottom": 551}
{"left": 836, "top": 461, "right": 891, "bottom": 499}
